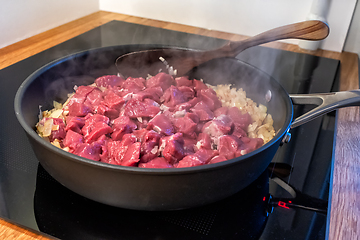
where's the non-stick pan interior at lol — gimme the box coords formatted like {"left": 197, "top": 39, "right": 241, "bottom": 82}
{"left": 15, "top": 45, "right": 293, "bottom": 210}
{"left": 17, "top": 45, "right": 292, "bottom": 150}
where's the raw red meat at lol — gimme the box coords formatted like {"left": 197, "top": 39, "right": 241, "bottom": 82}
{"left": 123, "top": 99, "right": 160, "bottom": 118}
{"left": 197, "top": 88, "right": 222, "bottom": 111}
{"left": 139, "top": 157, "right": 173, "bottom": 168}
{"left": 146, "top": 72, "right": 175, "bottom": 91}
{"left": 140, "top": 130, "right": 161, "bottom": 163}
{"left": 42, "top": 72, "right": 265, "bottom": 168}
{"left": 65, "top": 116, "right": 85, "bottom": 134}
{"left": 228, "top": 107, "right": 252, "bottom": 131}
{"left": 95, "top": 75, "right": 125, "bottom": 88}
{"left": 161, "top": 133, "right": 185, "bottom": 164}
{"left": 72, "top": 142, "right": 102, "bottom": 161}
{"left": 63, "top": 129, "right": 84, "bottom": 148}
{"left": 162, "top": 85, "right": 187, "bottom": 107}
{"left": 190, "top": 101, "right": 214, "bottom": 121}
{"left": 175, "top": 76, "right": 192, "bottom": 87}
{"left": 147, "top": 114, "right": 174, "bottom": 136}
{"left": 49, "top": 118, "right": 66, "bottom": 141}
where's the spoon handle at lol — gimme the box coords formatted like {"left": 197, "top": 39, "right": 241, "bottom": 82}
{"left": 220, "top": 20, "right": 329, "bottom": 57}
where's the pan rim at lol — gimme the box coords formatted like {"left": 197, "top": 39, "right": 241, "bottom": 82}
{"left": 14, "top": 44, "right": 293, "bottom": 175}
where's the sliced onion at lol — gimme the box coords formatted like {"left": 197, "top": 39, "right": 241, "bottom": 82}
{"left": 49, "top": 109, "right": 63, "bottom": 118}
{"left": 42, "top": 118, "right": 54, "bottom": 137}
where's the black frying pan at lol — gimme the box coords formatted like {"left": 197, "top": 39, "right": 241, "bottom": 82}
{"left": 14, "top": 45, "right": 360, "bottom": 210}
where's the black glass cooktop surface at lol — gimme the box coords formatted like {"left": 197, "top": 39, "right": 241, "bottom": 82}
{"left": 0, "top": 20, "right": 339, "bottom": 239}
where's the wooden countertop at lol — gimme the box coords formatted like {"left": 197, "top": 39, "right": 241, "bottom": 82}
{"left": 0, "top": 11, "right": 359, "bottom": 240}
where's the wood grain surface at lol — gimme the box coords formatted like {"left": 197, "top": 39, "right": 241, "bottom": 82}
{"left": 0, "top": 10, "right": 359, "bottom": 239}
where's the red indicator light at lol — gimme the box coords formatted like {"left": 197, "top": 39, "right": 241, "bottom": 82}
{"left": 278, "top": 201, "right": 290, "bottom": 209}
{"left": 263, "top": 196, "right": 266, "bottom": 201}
{"left": 288, "top": 201, "right": 292, "bottom": 203}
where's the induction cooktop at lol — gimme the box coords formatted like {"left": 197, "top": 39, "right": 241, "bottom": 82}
{"left": 0, "top": 20, "right": 339, "bottom": 239}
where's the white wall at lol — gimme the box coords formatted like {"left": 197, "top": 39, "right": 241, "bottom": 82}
{"left": 99, "top": 0, "right": 357, "bottom": 53}
{"left": 0, "top": 0, "right": 358, "bottom": 54}
{"left": 344, "top": 1, "right": 360, "bottom": 56}
{"left": 0, "top": 0, "right": 99, "bottom": 49}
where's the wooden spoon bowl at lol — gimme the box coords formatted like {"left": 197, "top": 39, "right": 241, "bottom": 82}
{"left": 115, "top": 20, "right": 329, "bottom": 78}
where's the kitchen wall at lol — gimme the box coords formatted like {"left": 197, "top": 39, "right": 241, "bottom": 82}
{"left": 1, "top": 0, "right": 358, "bottom": 55}
{"left": 99, "top": 0, "right": 357, "bottom": 53}
{"left": 344, "top": 1, "right": 360, "bottom": 57}
{"left": 0, "top": 0, "right": 99, "bottom": 49}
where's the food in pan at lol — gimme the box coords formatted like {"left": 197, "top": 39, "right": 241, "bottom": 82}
{"left": 36, "top": 72, "right": 275, "bottom": 168}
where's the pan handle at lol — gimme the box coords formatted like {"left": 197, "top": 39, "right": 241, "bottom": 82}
{"left": 289, "top": 89, "right": 360, "bottom": 128}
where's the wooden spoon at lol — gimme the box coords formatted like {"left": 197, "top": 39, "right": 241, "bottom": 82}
{"left": 115, "top": 20, "right": 329, "bottom": 78}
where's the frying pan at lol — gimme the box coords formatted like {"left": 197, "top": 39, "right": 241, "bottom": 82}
{"left": 14, "top": 45, "right": 360, "bottom": 210}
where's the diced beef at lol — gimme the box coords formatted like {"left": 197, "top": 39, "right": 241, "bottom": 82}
{"left": 218, "top": 135, "right": 241, "bottom": 160}
{"left": 95, "top": 75, "right": 125, "bottom": 88}
{"left": 175, "top": 76, "right": 193, "bottom": 87}
{"left": 66, "top": 86, "right": 98, "bottom": 116}
{"left": 84, "top": 113, "right": 110, "bottom": 125}
{"left": 81, "top": 114, "right": 110, "bottom": 138}
{"left": 121, "top": 142, "right": 141, "bottom": 166}
{"left": 138, "top": 157, "right": 173, "bottom": 168}
{"left": 183, "top": 137, "right": 196, "bottom": 155}
{"left": 84, "top": 88, "right": 103, "bottom": 110}
{"left": 123, "top": 99, "right": 160, "bottom": 118}
{"left": 186, "top": 112, "right": 200, "bottom": 124}
{"left": 214, "top": 107, "right": 229, "bottom": 117}
{"left": 101, "top": 134, "right": 137, "bottom": 165}
{"left": 178, "top": 86, "right": 195, "bottom": 100}
{"left": 202, "top": 114, "right": 234, "bottom": 138}
{"left": 121, "top": 77, "right": 146, "bottom": 93}
{"left": 42, "top": 72, "right": 268, "bottom": 169}
{"left": 173, "top": 97, "right": 200, "bottom": 112}
{"left": 190, "top": 101, "right": 214, "bottom": 121}
{"left": 140, "top": 130, "right": 161, "bottom": 163}
{"left": 208, "top": 155, "right": 227, "bottom": 164}
{"left": 134, "top": 117, "right": 150, "bottom": 130}
{"left": 197, "top": 88, "right": 222, "bottom": 111}
{"left": 65, "top": 116, "right": 85, "bottom": 134}
{"left": 103, "top": 90, "right": 125, "bottom": 110}
{"left": 132, "top": 129, "right": 148, "bottom": 141}
{"left": 112, "top": 116, "right": 137, "bottom": 131}
{"left": 133, "top": 87, "right": 163, "bottom": 103}
{"left": 63, "top": 130, "right": 84, "bottom": 148}
{"left": 161, "top": 133, "right": 185, "bottom": 164}
{"left": 143, "top": 98, "right": 160, "bottom": 107}
{"left": 147, "top": 114, "right": 174, "bottom": 136}
{"left": 195, "top": 122, "right": 205, "bottom": 133}
{"left": 68, "top": 102, "right": 92, "bottom": 117}
{"left": 75, "top": 85, "right": 96, "bottom": 97}
{"left": 72, "top": 142, "right": 102, "bottom": 161}
{"left": 232, "top": 123, "right": 248, "bottom": 138}
{"left": 228, "top": 107, "right": 252, "bottom": 131}
{"left": 194, "top": 148, "right": 218, "bottom": 163}
{"left": 173, "top": 114, "right": 197, "bottom": 138}
{"left": 161, "top": 85, "right": 187, "bottom": 107}
{"left": 146, "top": 72, "right": 175, "bottom": 91}
{"left": 100, "top": 140, "right": 122, "bottom": 165}
{"left": 176, "top": 155, "right": 203, "bottom": 168}
{"left": 84, "top": 121, "right": 112, "bottom": 143}
{"left": 96, "top": 103, "right": 119, "bottom": 120}
{"left": 239, "top": 137, "right": 264, "bottom": 156}
{"left": 196, "top": 133, "right": 212, "bottom": 150}
{"left": 193, "top": 79, "right": 208, "bottom": 92}
{"left": 49, "top": 118, "right": 66, "bottom": 141}
{"left": 177, "top": 149, "right": 217, "bottom": 168}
